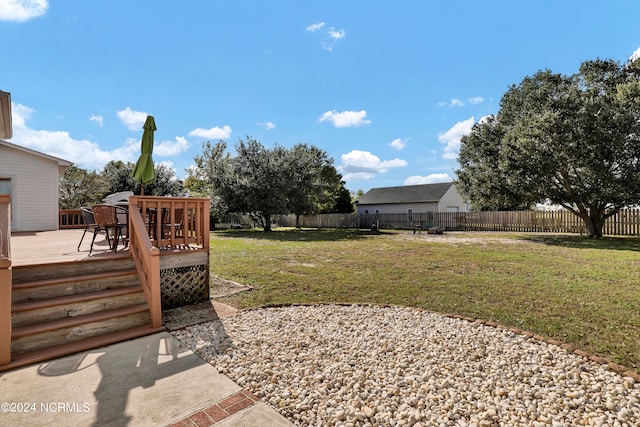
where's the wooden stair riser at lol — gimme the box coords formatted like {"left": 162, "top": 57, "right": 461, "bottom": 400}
{"left": 12, "top": 291, "right": 147, "bottom": 328}
{"left": 0, "top": 325, "right": 166, "bottom": 373}
{"left": 4, "top": 254, "right": 165, "bottom": 371}
{"left": 12, "top": 256, "right": 135, "bottom": 283}
{"left": 11, "top": 311, "right": 151, "bottom": 354}
{"left": 12, "top": 274, "right": 139, "bottom": 303}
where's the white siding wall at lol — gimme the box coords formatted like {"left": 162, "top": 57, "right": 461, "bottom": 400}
{"left": 438, "top": 186, "right": 468, "bottom": 212}
{"left": 0, "top": 146, "right": 60, "bottom": 231}
{"left": 356, "top": 202, "right": 439, "bottom": 215}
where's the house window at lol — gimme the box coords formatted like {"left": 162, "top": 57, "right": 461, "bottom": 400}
{"left": 407, "top": 208, "right": 413, "bottom": 222}
{"left": 0, "top": 178, "right": 10, "bottom": 195}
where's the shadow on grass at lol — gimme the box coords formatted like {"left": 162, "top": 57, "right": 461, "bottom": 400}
{"left": 212, "top": 227, "right": 389, "bottom": 242}
{"left": 520, "top": 233, "right": 640, "bottom": 252}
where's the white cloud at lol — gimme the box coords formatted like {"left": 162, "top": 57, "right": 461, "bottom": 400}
{"left": 328, "top": 29, "right": 346, "bottom": 39}
{"left": 10, "top": 102, "right": 139, "bottom": 169}
{"left": 258, "top": 121, "right": 276, "bottom": 130}
{"left": 404, "top": 173, "right": 453, "bottom": 185}
{"left": 322, "top": 27, "right": 346, "bottom": 51}
{"left": 438, "top": 97, "right": 484, "bottom": 107}
{"left": 631, "top": 46, "right": 640, "bottom": 62}
{"left": 319, "top": 110, "right": 371, "bottom": 128}
{"left": 438, "top": 117, "right": 476, "bottom": 160}
{"left": 117, "top": 107, "right": 148, "bottom": 131}
{"left": 0, "top": 0, "right": 48, "bottom": 22}
{"left": 154, "top": 136, "right": 189, "bottom": 156}
{"left": 343, "top": 172, "right": 375, "bottom": 181}
{"left": 306, "top": 22, "right": 325, "bottom": 32}
{"left": 188, "top": 125, "right": 232, "bottom": 140}
{"left": 307, "top": 21, "right": 346, "bottom": 51}
{"left": 339, "top": 150, "right": 407, "bottom": 181}
{"left": 389, "top": 137, "right": 410, "bottom": 150}
{"left": 89, "top": 114, "right": 104, "bottom": 128}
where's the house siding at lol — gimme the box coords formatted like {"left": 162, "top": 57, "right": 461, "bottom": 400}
{"left": 355, "top": 183, "right": 468, "bottom": 215}
{"left": 438, "top": 186, "right": 467, "bottom": 212}
{"left": 356, "top": 201, "right": 439, "bottom": 215}
{"left": 0, "top": 145, "right": 62, "bottom": 231}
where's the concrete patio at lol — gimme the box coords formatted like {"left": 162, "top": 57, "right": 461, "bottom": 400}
{"left": 0, "top": 332, "right": 291, "bottom": 426}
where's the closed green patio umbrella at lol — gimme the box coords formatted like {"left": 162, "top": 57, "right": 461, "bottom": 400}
{"left": 132, "top": 115, "right": 156, "bottom": 195}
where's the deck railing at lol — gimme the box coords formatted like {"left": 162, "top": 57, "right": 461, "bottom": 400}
{"left": 127, "top": 201, "right": 162, "bottom": 328}
{"left": 0, "top": 195, "right": 12, "bottom": 365}
{"left": 58, "top": 209, "right": 85, "bottom": 229}
{"left": 128, "top": 196, "right": 210, "bottom": 249}
{"left": 127, "top": 196, "right": 210, "bottom": 328}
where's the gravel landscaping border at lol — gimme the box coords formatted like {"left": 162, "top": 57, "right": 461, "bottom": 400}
{"left": 171, "top": 304, "right": 640, "bottom": 426}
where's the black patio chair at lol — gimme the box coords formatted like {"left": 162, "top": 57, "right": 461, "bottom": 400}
{"left": 77, "top": 207, "right": 106, "bottom": 253}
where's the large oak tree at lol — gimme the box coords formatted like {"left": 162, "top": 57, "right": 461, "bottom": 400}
{"left": 457, "top": 58, "right": 640, "bottom": 237}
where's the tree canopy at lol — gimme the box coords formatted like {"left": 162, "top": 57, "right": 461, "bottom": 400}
{"left": 188, "top": 137, "right": 351, "bottom": 231}
{"left": 456, "top": 58, "right": 640, "bottom": 237}
{"left": 59, "top": 161, "right": 185, "bottom": 208}
{"left": 59, "top": 165, "right": 109, "bottom": 209}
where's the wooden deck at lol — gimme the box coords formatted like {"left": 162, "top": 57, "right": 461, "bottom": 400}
{"left": 11, "top": 229, "right": 131, "bottom": 266}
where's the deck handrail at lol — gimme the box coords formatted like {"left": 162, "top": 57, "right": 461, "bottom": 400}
{"left": 128, "top": 201, "right": 162, "bottom": 328}
{"left": 127, "top": 196, "right": 210, "bottom": 328}
{"left": 129, "top": 196, "right": 210, "bottom": 250}
{"left": 58, "top": 209, "right": 85, "bottom": 229}
{"left": 0, "top": 194, "right": 12, "bottom": 365}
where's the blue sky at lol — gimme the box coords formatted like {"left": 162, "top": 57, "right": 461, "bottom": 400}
{"left": 2, "top": 1, "right": 640, "bottom": 193}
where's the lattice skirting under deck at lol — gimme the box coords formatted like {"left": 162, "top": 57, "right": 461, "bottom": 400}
{"left": 160, "top": 264, "right": 210, "bottom": 309}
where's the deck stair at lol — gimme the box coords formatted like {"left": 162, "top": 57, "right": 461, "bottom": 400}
{"left": 2, "top": 255, "right": 165, "bottom": 371}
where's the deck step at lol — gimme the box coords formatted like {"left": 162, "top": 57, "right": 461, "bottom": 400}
{"left": 12, "top": 303, "right": 150, "bottom": 338}
{"left": 11, "top": 254, "right": 135, "bottom": 283}
{"left": 4, "top": 252, "right": 165, "bottom": 371}
{"left": 11, "top": 306, "right": 152, "bottom": 353}
{"left": 12, "top": 269, "right": 139, "bottom": 303}
{"left": 12, "top": 268, "right": 138, "bottom": 290}
{"left": 11, "top": 286, "right": 146, "bottom": 328}
{"left": 12, "top": 285, "right": 143, "bottom": 313}
{"left": 0, "top": 324, "right": 166, "bottom": 373}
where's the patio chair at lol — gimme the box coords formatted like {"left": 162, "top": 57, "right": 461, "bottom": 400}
{"left": 91, "top": 204, "right": 128, "bottom": 253}
{"left": 77, "top": 206, "right": 106, "bottom": 253}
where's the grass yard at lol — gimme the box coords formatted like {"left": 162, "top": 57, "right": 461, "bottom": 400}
{"left": 209, "top": 228, "right": 640, "bottom": 372}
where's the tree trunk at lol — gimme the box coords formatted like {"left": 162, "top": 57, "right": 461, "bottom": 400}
{"left": 295, "top": 214, "right": 300, "bottom": 228}
{"left": 578, "top": 209, "right": 604, "bottom": 238}
{"left": 263, "top": 214, "right": 272, "bottom": 232}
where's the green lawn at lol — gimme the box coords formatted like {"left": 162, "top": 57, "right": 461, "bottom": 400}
{"left": 209, "top": 228, "right": 640, "bottom": 372}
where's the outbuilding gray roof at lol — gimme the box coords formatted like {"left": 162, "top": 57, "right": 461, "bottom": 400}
{"left": 356, "top": 182, "right": 454, "bottom": 205}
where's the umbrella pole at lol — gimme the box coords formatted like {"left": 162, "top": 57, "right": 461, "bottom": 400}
{"left": 141, "top": 183, "right": 145, "bottom": 195}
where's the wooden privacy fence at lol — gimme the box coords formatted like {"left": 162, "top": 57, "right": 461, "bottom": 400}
{"left": 274, "top": 209, "right": 640, "bottom": 236}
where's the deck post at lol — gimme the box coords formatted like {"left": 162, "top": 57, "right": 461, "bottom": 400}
{"left": 0, "top": 195, "right": 12, "bottom": 365}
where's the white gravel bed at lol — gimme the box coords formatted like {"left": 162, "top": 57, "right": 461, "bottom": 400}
{"left": 171, "top": 304, "right": 640, "bottom": 427}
